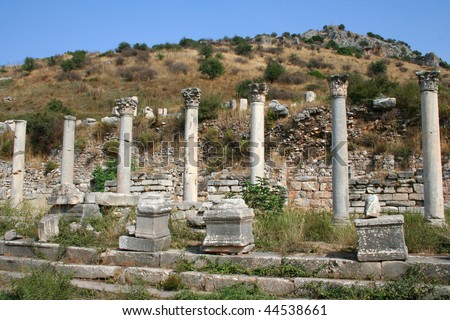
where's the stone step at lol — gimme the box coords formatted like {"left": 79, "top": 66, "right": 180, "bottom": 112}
{"left": 1, "top": 239, "right": 450, "bottom": 284}
{"left": 0, "top": 255, "right": 449, "bottom": 298}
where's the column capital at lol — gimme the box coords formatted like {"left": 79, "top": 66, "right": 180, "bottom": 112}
{"left": 115, "top": 96, "right": 138, "bottom": 116}
{"left": 327, "top": 74, "right": 349, "bottom": 97}
{"left": 181, "top": 87, "right": 201, "bottom": 108}
{"left": 64, "top": 115, "right": 76, "bottom": 121}
{"left": 416, "top": 70, "right": 440, "bottom": 92}
{"left": 249, "top": 83, "right": 269, "bottom": 103}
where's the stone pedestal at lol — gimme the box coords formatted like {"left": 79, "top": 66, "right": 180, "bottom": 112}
{"left": 240, "top": 98, "right": 248, "bottom": 111}
{"left": 10, "top": 120, "right": 26, "bottom": 207}
{"left": 119, "top": 196, "right": 172, "bottom": 252}
{"left": 416, "top": 71, "right": 446, "bottom": 226}
{"left": 202, "top": 199, "right": 255, "bottom": 254}
{"left": 181, "top": 88, "right": 201, "bottom": 202}
{"left": 328, "top": 75, "right": 350, "bottom": 225}
{"left": 354, "top": 215, "right": 408, "bottom": 262}
{"left": 61, "top": 115, "right": 76, "bottom": 185}
{"left": 249, "top": 83, "right": 268, "bottom": 184}
{"left": 116, "top": 97, "right": 137, "bottom": 194}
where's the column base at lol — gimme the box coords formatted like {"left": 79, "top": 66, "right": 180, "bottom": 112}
{"left": 332, "top": 217, "right": 350, "bottom": 226}
{"left": 201, "top": 244, "right": 255, "bottom": 255}
{"left": 426, "top": 218, "right": 447, "bottom": 227}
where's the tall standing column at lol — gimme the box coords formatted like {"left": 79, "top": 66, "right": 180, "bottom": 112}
{"left": 328, "top": 75, "right": 350, "bottom": 225}
{"left": 60, "top": 115, "right": 76, "bottom": 185}
{"left": 116, "top": 97, "right": 137, "bottom": 194}
{"left": 416, "top": 71, "right": 446, "bottom": 226}
{"left": 10, "top": 120, "right": 27, "bottom": 207}
{"left": 181, "top": 87, "right": 201, "bottom": 202}
{"left": 249, "top": 83, "right": 268, "bottom": 184}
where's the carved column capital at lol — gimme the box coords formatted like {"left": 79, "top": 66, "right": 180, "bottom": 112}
{"left": 181, "top": 87, "right": 201, "bottom": 108}
{"left": 115, "top": 96, "right": 138, "bottom": 116}
{"left": 327, "top": 74, "right": 349, "bottom": 97}
{"left": 249, "top": 83, "right": 269, "bottom": 103}
{"left": 416, "top": 70, "right": 440, "bottom": 92}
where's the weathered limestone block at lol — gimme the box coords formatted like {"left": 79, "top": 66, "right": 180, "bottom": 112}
{"left": 91, "top": 192, "right": 138, "bottom": 206}
{"left": 355, "top": 215, "right": 408, "bottom": 262}
{"left": 135, "top": 197, "right": 172, "bottom": 239}
{"left": 38, "top": 214, "right": 61, "bottom": 242}
{"left": 67, "top": 204, "right": 101, "bottom": 220}
{"left": 364, "top": 195, "right": 381, "bottom": 218}
{"left": 119, "top": 196, "right": 172, "bottom": 252}
{"left": 202, "top": 199, "right": 254, "bottom": 254}
{"left": 47, "top": 183, "right": 84, "bottom": 205}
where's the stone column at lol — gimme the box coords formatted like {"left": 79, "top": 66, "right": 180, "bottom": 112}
{"left": 328, "top": 75, "right": 350, "bottom": 225}
{"left": 60, "top": 115, "right": 76, "bottom": 185}
{"left": 181, "top": 87, "right": 201, "bottom": 202}
{"left": 416, "top": 71, "right": 446, "bottom": 226}
{"left": 10, "top": 120, "right": 26, "bottom": 207}
{"left": 249, "top": 83, "right": 268, "bottom": 184}
{"left": 116, "top": 97, "right": 137, "bottom": 194}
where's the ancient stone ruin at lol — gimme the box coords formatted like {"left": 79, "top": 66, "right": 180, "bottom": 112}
{"left": 0, "top": 71, "right": 448, "bottom": 299}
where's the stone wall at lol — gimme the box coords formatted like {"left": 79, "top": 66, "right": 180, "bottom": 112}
{"left": 2, "top": 143, "right": 450, "bottom": 213}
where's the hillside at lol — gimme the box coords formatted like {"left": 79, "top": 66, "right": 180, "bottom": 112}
{"left": 0, "top": 25, "right": 450, "bottom": 164}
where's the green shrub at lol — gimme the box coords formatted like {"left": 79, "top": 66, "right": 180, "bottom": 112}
{"left": 368, "top": 60, "right": 388, "bottom": 77}
{"left": 22, "top": 57, "right": 36, "bottom": 72}
{"left": 25, "top": 99, "right": 72, "bottom": 155}
{"left": 403, "top": 212, "right": 450, "bottom": 254}
{"left": 338, "top": 24, "right": 345, "bottom": 30}
{"left": 92, "top": 158, "right": 117, "bottom": 192}
{"left": 236, "top": 79, "right": 253, "bottom": 100}
{"left": 264, "top": 60, "right": 286, "bottom": 82}
{"left": 325, "top": 40, "right": 339, "bottom": 50}
{"left": 198, "top": 93, "right": 223, "bottom": 122}
{"left": 160, "top": 274, "right": 183, "bottom": 291}
{"left": 11, "top": 265, "right": 75, "bottom": 300}
{"left": 60, "top": 50, "right": 87, "bottom": 72}
{"left": 116, "top": 41, "right": 131, "bottom": 52}
{"left": 198, "top": 57, "right": 225, "bottom": 79}
{"left": 347, "top": 73, "right": 398, "bottom": 106}
{"left": 179, "top": 37, "right": 200, "bottom": 48}
{"left": 235, "top": 42, "right": 253, "bottom": 56}
{"left": 242, "top": 177, "right": 286, "bottom": 214}
{"left": 133, "top": 42, "right": 148, "bottom": 50}
{"left": 198, "top": 44, "right": 214, "bottom": 59}
{"left": 308, "top": 69, "right": 326, "bottom": 79}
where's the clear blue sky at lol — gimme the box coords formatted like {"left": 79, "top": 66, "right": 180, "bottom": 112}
{"left": 1, "top": 0, "right": 449, "bottom": 65}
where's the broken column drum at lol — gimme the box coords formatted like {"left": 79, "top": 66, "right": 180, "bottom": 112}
{"left": 328, "top": 75, "right": 350, "bottom": 225}
{"left": 10, "top": 120, "right": 26, "bottom": 207}
{"left": 181, "top": 87, "right": 201, "bottom": 202}
{"left": 202, "top": 198, "right": 255, "bottom": 254}
{"left": 60, "top": 115, "right": 76, "bottom": 185}
{"left": 116, "top": 97, "right": 137, "bottom": 194}
{"left": 416, "top": 71, "right": 446, "bottom": 226}
{"left": 249, "top": 83, "right": 268, "bottom": 184}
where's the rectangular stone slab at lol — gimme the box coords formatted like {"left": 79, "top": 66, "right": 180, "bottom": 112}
{"left": 355, "top": 215, "right": 408, "bottom": 262}
{"left": 119, "top": 235, "right": 171, "bottom": 252}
